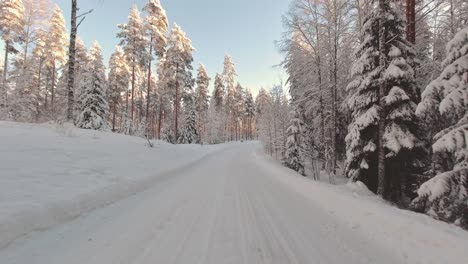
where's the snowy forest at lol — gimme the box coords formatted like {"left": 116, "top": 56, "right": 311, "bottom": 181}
{"left": 276, "top": 0, "right": 467, "bottom": 229}
{"left": 0, "top": 0, "right": 467, "bottom": 231}
{"left": 0, "top": 0, "right": 256, "bottom": 145}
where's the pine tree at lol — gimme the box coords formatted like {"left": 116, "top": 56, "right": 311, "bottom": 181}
{"left": 223, "top": 54, "right": 237, "bottom": 140}
{"left": 284, "top": 107, "right": 305, "bottom": 176}
{"left": 233, "top": 83, "right": 245, "bottom": 140}
{"left": 117, "top": 5, "right": 148, "bottom": 122}
{"left": 195, "top": 64, "right": 210, "bottom": 142}
{"left": 0, "top": 0, "right": 24, "bottom": 107}
{"left": 160, "top": 23, "right": 194, "bottom": 141}
{"left": 213, "top": 73, "right": 225, "bottom": 111}
{"left": 345, "top": 1, "right": 420, "bottom": 202}
{"left": 143, "top": 0, "right": 168, "bottom": 124}
{"left": 411, "top": 26, "right": 468, "bottom": 228}
{"left": 45, "top": 6, "right": 67, "bottom": 114}
{"left": 244, "top": 88, "right": 256, "bottom": 140}
{"left": 108, "top": 46, "right": 130, "bottom": 131}
{"left": 76, "top": 41, "right": 109, "bottom": 130}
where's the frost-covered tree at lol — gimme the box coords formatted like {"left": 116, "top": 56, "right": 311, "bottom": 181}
{"left": 117, "top": 5, "right": 148, "bottom": 121}
{"left": 71, "top": 38, "right": 90, "bottom": 120}
{"left": 178, "top": 91, "right": 198, "bottom": 144}
{"left": 256, "top": 88, "right": 274, "bottom": 154}
{"left": 411, "top": 26, "right": 468, "bottom": 228}
{"left": 44, "top": 6, "right": 67, "bottom": 113}
{"left": 207, "top": 73, "right": 226, "bottom": 144}
{"left": 223, "top": 54, "right": 237, "bottom": 140}
{"left": 76, "top": 41, "right": 109, "bottom": 130}
{"left": 0, "top": 0, "right": 24, "bottom": 106}
{"left": 284, "top": 107, "right": 305, "bottom": 176}
{"left": 159, "top": 23, "right": 194, "bottom": 141}
{"left": 213, "top": 73, "right": 225, "bottom": 111}
{"left": 143, "top": 0, "right": 168, "bottom": 122}
{"left": 233, "top": 83, "right": 245, "bottom": 141}
{"left": 108, "top": 46, "right": 130, "bottom": 131}
{"left": 345, "top": 1, "right": 420, "bottom": 202}
{"left": 244, "top": 88, "right": 256, "bottom": 140}
{"left": 14, "top": 0, "right": 51, "bottom": 117}
{"left": 195, "top": 64, "right": 210, "bottom": 142}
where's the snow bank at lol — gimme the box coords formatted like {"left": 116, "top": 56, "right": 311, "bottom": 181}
{"left": 254, "top": 148, "right": 468, "bottom": 264}
{"left": 0, "top": 121, "right": 226, "bottom": 249}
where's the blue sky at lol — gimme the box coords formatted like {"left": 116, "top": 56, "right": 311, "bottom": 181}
{"left": 50, "top": 0, "right": 290, "bottom": 95}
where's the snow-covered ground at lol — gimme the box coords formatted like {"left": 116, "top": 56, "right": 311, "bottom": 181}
{"left": 0, "top": 122, "right": 467, "bottom": 263}
{"left": 0, "top": 121, "right": 227, "bottom": 250}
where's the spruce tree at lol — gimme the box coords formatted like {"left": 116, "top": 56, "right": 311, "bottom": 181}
{"left": 345, "top": 1, "right": 420, "bottom": 201}
{"left": 284, "top": 107, "right": 305, "bottom": 176}
{"left": 76, "top": 42, "right": 109, "bottom": 130}
{"left": 178, "top": 91, "right": 198, "bottom": 144}
{"left": 412, "top": 26, "right": 468, "bottom": 228}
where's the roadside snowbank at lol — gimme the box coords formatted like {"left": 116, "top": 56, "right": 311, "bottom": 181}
{"left": 254, "top": 148, "right": 468, "bottom": 264}
{"left": 0, "top": 121, "right": 226, "bottom": 249}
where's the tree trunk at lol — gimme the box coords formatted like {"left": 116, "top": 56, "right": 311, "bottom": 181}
{"left": 67, "top": 0, "right": 78, "bottom": 121}
{"left": 174, "top": 65, "right": 180, "bottom": 141}
{"left": 112, "top": 103, "right": 116, "bottom": 131}
{"left": 377, "top": 0, "right": 387, "bottom": 197}
{"left": 405, "top": 0, "right": 416, "bottom": 44}
{"left": 37, "top": 59, "right": 43, "bottom": 105}
{"left": 45, "top": 73, "right": 49, "bottom": 110}
{"left": 2, "top": 40, "right": 10, "bottom": 107}
{"left": 158, "top": 103, "right": 163, "bottom": 139}
{"left": 331, "top": 17, "right": 339, "bottom": 175}
{"left": 315, "top": 22, "right": 325, "bottom": 168}
{"left": 449, "top": 0, "right": 455, "bottom": 37}
{"left": 131, "top": 56, "right": 135, "bottom": 121}
{"left": 146, "top": 39, "right": 153, "bottom": 127}
{"left": 51, "top": 60, "right": 56, "bottom": 113}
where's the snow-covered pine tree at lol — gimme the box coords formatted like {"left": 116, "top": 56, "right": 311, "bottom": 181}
{"left": 195, "top": 64, "right": 210, "bottom": 143}
{"left": 0, "top": 0, "right": 24, "bottom": 108}
{"left": 244, "top": 88, "right": 256, "bottom": 140}
{"left": 206, "top": 73, "right": 225, "bottom": 144}
{"left": 345, "top": 0, "right": 420, "bottom": 202}
{"left": 160, "top": 23, "right": 194, "bottom": 141}
{"left": 223, "top": 55, "right": 237, "bottom": 140}
{"left": 213, "top": 73, "right": 225, "bottom": 112}
{"left": 284, "top": 107, "right": 305, "bottom": 176}
{"left": 108, "top": 46, "right": 130, "bottom": 131}
{"left": 44, "top": 6, "right": 67, "bottom": 114}
{"left": 233, "top": 83, "right": 245, "bottom": 141}
{"left": 411, "top": 26, "right": 468, "bottom": 228}
{"left": 143, "top": 0, "right": 168, "bottom": 124}
{"left": 117, "top": 5, "right": 148, "bottom": 121}
{"left": 76, "top": 41, "right": 109, "bottom": 130}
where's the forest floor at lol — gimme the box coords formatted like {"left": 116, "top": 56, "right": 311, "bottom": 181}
{"left": 0, "top": 121, "right": 467, "bottom": 264}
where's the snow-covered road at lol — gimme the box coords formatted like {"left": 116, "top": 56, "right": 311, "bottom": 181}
{"left": 1, "top": 142, "right": 467, "bottom": 264}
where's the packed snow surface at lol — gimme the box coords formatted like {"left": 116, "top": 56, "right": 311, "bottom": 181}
{"left": 1, "top": 122, "right": 467, "bottom": 264}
